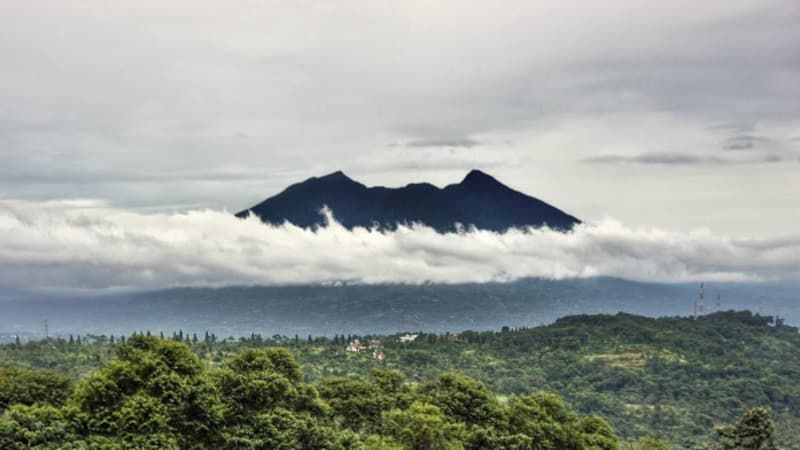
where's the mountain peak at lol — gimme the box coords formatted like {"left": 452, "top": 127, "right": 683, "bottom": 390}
{"left": 461, "top": 169, "right": 501, "bottom": 186}
{"left": 238, "top": 170, "right": 580, "bottom": 232}
{"left": 317, "top": 170, "right": 353, "bottom": 182}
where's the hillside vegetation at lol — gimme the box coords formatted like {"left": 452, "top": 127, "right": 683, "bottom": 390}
{"left": 1, "top": 311, "right": 797, "bottom": 448}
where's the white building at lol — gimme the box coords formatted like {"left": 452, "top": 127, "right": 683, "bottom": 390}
{"left": 399, "top": 333, "right": 419, "bottom": 343}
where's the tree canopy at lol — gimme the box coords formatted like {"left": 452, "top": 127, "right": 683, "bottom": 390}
{"left": 0, "top": 336, "right": 620, "bottom": 449}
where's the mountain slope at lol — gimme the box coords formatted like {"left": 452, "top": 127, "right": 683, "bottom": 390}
{"left": 236, "top": 170, "right": 580, "bottom": 232}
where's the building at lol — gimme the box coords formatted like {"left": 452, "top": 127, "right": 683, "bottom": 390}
{"left": 441, "top": 333, "right": 460, "bottom": 343}
{"left": 399, "top": 333, "right": 418, "bottom": 343}
{"left": 346, "top": 339, "right": 366, "bottom": 353}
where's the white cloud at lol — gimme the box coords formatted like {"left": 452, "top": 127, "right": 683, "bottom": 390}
{"left": 0, "top": 0, "right": 798, "bottom": 237}
{"left": 1, "top": 199, "right": 798, "bottom": 293}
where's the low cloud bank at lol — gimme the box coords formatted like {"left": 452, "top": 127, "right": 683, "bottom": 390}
{"left": 0, "top": 199, "right": 798, "bottom": 292}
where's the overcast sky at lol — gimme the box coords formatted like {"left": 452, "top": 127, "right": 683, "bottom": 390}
{"left": 1, "top": 0, "right": 798, "bottom": 237}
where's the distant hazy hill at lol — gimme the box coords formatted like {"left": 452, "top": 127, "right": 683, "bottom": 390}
{"left": 236, "top": 169, "right": 580, "bottom": 232}
{"left": 4, "top": 278, "right": 797, "bottom": 340}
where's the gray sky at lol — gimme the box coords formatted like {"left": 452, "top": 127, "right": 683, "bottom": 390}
{"left": 1, "top": 0, "right": 798, "bottom": 237}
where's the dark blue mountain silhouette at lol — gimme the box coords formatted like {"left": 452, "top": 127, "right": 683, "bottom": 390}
{"left": 236, "top": 170, "right": 580, "bottom": 232}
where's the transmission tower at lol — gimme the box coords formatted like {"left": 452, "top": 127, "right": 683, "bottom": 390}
{"left": 697, "top": 282, "right": 705, "bottom": 317}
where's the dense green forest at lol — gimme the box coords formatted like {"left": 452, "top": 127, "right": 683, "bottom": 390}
{"left": 1, "top": 311, "right": 796, "bottom": 449}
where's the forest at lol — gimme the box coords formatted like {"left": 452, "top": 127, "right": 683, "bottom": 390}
{"left": 1, "top": 311, "right": 795, "bottom": 449}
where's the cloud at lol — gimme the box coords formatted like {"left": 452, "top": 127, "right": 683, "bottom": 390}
{"left": 723, "top": 142, "right": 754, "bottom": 151}
{"left": 583, "top": 152, "right": 724, "bottom": 165}
{"left": 404, "top": 138, "right": 482, "bottom": 149}
{"left": 0, "top": 0, "right": 798, "bottom": 231}
{"left": 583, "top": 151, "right": 789, "bottom": 166}
{"left": 722, "top": 134, "right": 771, "bottom": 151}
{"left": 1, "top": 199, "right": 798, "bottom": 293}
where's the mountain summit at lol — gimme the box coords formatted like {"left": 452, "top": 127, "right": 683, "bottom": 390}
{"left": 236, "top": 170, "right": 580, "bottom": 232}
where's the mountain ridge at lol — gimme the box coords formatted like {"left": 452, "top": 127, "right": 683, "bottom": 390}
{"left": 236, "top": 170, "right": 581, "bottom": 232}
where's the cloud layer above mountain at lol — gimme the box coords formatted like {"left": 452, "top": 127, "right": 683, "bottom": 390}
{"left": 0, "top": 0, "right": 798, "bottom": 236}
{"left": 1, "top": 200, "right": 798, "bottom": 293}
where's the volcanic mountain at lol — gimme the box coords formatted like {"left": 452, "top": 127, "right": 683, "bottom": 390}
{"left": 236, "top": 170, "right": 580, "bottom": 232}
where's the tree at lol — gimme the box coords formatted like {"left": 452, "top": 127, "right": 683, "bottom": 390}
{"left": 382, "top": 401, "right": 465, "bottom": 450}
{"left": 317, "top": 378, "right": 384, "bottom": 432}
{"left": 0, "top": 404, "right": 76, "bottom": 449}
{"left": 631, "top": 436, "right": 668, "bottom": 450}
{"left": 70, "top": 335, "right": 224, "bottom": 448}
{"left": 507, "top": 392, "right": 585, "bottom": 450}
{"left": 417, "top": 373, "right": 503, "bottom": 428}
{"left": 0, "top": 365, "right": 72, "bottom": 411}
{"left": 579, "top": 415, "right": 619, "bottom": 450}
{"left": 714, "top": 407, "right": 777, "bottom": 450}
{"left": 0, "top": 334, "right": 630, "bottom": 449}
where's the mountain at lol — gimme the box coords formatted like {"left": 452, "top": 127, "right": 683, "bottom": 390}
{"left": 236, "top": 169, "right": 580, "bottom": 232}
{"left": 3, "top": 278, "right": 798, "bottom": 340}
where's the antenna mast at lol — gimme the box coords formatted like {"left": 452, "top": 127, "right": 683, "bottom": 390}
{"left": 698, "top": 282, "right": 705, "bottom": 317}
{"left": 44, "top": 319, "right": 48, "bottom": 339}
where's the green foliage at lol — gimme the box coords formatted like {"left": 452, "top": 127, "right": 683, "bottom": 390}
{"left": 418, "top": 372, "right": 504, "bottom": 428}
{"left": 381, "top": 401, "right": 465, "bottom": 450}
{"left": 0, "top": 337, "right": 619, "bottom": 449}
{"left": 0, "top": 365, "right": 72, "bottom": 410}
{"left": 290, "top": 311, "right": 800, "bottom": 449}
{"left": 69, "top": 336, "right": 225, "bottom": 448}
{"left": 214, "top": 348, "right": 345, "bottom": 449}
{"left": 1, "top": 311, "right": 797, "bottom": 448}
{"left": 0, "top": 404, "right": 74, "bottom": 450}
{"left": 627, "top": 436, "right": 669, "bottom": 450}
{"left": 318, "top": 377, "right": 384, "bottom": 432}
{"left": 580, "top": 415, "right": 619, "bottom": 450}
{"left": 712, "top": 407, "right": 777, "bottom": 450}
{"left": 507, "top": 392, "right": 585, "bottom": 449}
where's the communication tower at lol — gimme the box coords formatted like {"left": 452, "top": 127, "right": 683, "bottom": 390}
{"left": 698, "top": 282, "right": 705, "bottom": 317}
